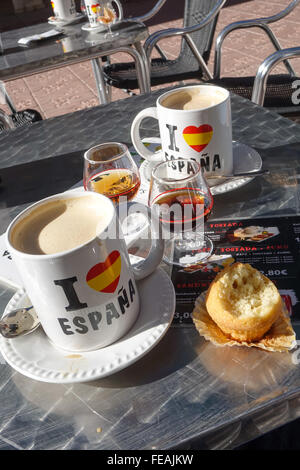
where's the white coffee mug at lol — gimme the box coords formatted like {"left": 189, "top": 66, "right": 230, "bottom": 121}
{"left": 50, "top": 0, "right": 77, "bottom": 20}
{"left": 131, "top": 85, "right": 233, "bottom": 177}
{"left": 6, "top": 192, "right": 164, "bottom": 352}
{"left": 84, "top": 0, "right": 123, "bottom": 28}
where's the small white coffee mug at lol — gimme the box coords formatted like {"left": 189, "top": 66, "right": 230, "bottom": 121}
{"left": 6, "top": 192, "right": 164, "bottom": 352}
{"left": 131, "top": 85, "right": 233, "bottom": 177}
{"left": 50, "top": 0, "right": 77, "bottom": 20}
{"left": 84, "top": 0, "right": 123, "bottom": 28}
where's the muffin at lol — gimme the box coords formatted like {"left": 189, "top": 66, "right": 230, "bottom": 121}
{"left": 205, "top": 263, "right": 283, "bottom": 342}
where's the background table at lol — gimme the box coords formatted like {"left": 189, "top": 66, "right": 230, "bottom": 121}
{"left": 0, "top": 20, "right": 150, "bottom": 108}
{"left": 0, "top": 88, "right": 300, "bottom": 449}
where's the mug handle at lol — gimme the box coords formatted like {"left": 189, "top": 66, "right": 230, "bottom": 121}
{"left": 131, "top": 107, "right": 163, "bottom": 163}
{"left": 112, "top": 0, "right": 123, "bottom": 21}
{"left": 116, "top": 202, "right": 164, "bottom": 281}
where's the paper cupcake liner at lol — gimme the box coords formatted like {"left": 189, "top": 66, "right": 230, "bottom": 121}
{"left": 192, "top": 291, "right": 297, "bottom": 352}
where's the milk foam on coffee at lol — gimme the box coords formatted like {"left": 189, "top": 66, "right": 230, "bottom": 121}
{"left": 162, "top": 88, "right": 225, "bottom": 110}
{"left": 11, "top": 196, "right": 110, "bottom": 255}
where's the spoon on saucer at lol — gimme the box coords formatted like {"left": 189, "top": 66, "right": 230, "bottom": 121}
{"left": 0, "top": 306, "right": 40, "bottom": 338}
{"left": 206, "top": 169, "right": 269, "bottom": 179}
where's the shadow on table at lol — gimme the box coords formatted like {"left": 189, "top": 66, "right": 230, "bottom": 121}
{"left": 89, "top": 326, "right": 200, "bottom": 388}
{"left": 212, "top": 144, "right": 300, "bottom": 219}
{"left": 0, "top": 151, "right": 84, "bottom": 208}
{"left": 236, "top": 418, "right": 300, "bottom": 450}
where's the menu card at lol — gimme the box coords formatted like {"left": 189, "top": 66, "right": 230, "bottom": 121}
{"left": 172, "top": 216, "right": 300, "bottom": 324}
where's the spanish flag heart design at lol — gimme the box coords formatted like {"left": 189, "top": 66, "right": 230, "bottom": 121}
{"left": 182, "top": 125, "right": 213, "bottom": 153}
{"left": 91, "top": 3, "right": 100, "bottom": 14}
{"left": 86, "top": 250, "right": 121, "bottom": 294}
{"left": 51, "top": 1, "right": 55, "bottom": 9}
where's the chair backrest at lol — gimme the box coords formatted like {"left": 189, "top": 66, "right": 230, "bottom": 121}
{"left": 180, "top": 0, "right": 220, "bottom": 63}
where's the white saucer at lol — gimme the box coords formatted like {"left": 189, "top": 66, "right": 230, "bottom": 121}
{"left": 81, "top": 22, "right": 106, "bottom": 32}
{"left": 48, "top": 12, "right": 85, "bottom": 26}
{"left": 0, "top": 268, "right": 175, "bottom": 384}
{"left": 139, "top": 140, "right": 262, "bottom": 196}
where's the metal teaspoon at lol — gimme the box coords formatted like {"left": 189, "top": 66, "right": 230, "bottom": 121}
{"left": 206, "top": 169, "right": 269, "bottom": 179}
{"left": 0, "top": 306, "right": 40, "bottom": 338}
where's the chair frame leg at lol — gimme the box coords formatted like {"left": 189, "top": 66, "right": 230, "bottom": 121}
{"left": 0, "top": 81, "right": 17, "bottom": 114}
{"left": 91, "top": 45, "right": 151, "bottom": 105}
{"left": 184, "top": 34, "right": 213, "bottom": 80}
{"left": 91, "top": 58, "right": 111, "bottom": 105}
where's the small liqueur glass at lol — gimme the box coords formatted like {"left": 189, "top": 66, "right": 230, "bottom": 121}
{"left": 83, "top": 142, "right": 141, "bottom": 204}
{"left": 84, "top": 142, "right": 146, "bottom": 254}
{"left": 97, "top": 1, "right": 119, "bottom": 38}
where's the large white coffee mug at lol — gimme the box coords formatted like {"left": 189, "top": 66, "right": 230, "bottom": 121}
{"left": 131, "top": 85, "right": 233, "bottom": 177}
{"left": 6, "top": 192, "right": 164, "bottom": 352}
{"left": 50, "top": 0, "right": 77, "bottom": 20}
{"left": 84, "top": 0, "right": 123, "bottom": 28}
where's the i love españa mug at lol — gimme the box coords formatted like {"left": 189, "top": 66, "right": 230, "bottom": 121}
{"left": 6, "top": 192, "right": 164, "bottom": 352}
{"left": 50, "top": 0, "right": 77, "bottom": 20}
{"left": 131, "top": 85, "right": 233, "bottom": 177}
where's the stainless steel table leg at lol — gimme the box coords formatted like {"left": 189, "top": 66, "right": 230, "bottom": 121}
{"left": 133, "top": 41, "right": 151, "bottom": 92}
{"left": 91, "top": 58, "right": 110, "bottom": 105}
{"left": 0, "top": 81, "right": 17, "bottom": 114}
{"left": 0, "top": 109, "right": 14, "bottom": 129}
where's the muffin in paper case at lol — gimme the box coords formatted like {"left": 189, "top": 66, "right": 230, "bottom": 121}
{"left": 192, "top": 292, "right": 297, "bottom": 353}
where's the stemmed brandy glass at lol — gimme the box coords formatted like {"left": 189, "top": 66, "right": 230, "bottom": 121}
{"left": 84, "top": 142, "right": 146, "bottom": 249}
{"left": 97, "top": 1, "right": 119, "bottom": 38}
{"left": 149, "top": 158, "right": 214, "bottom": 267}
{"left": 83, "top": 142, "right": 141, "bottom": 204}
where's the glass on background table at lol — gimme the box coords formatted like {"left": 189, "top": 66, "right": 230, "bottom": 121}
{"left": 0, "top": 87, "right": 300, "bottom": 449}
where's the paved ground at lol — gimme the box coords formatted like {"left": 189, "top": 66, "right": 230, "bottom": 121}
{"left": 1, "top": 0, "right": 300, "bottom": 119}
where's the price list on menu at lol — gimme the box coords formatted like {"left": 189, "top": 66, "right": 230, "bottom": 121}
{"left": 172, "top": 216, "right": 300, "bottom": 324}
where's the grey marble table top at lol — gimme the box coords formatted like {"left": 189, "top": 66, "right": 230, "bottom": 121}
{"left": 0, "top": 20, "right": 148, "bottom": 81}
{"left": 0, "top": 88, "right": 300, "bottom": 449}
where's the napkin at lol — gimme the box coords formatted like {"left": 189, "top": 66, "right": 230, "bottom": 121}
{"left": 18, "top": 29, "right": 62, "bottom": 45}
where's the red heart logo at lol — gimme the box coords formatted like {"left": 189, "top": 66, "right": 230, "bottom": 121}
{"left": 91, "top": 3, "right": 100, "bottom": 13}
{"left": 86, "top": 250, "right": 121, "bottom": 294}
{"left": 182, "top": 124, "right": 213, "bottom": 152}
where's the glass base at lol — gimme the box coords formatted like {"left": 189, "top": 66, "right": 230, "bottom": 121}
{"left": 81, "top": 22, "right": 105, "bottom": 32}
{"left": 163, "top": 234, "right": 213, "bottom": 267}
{"left": 105, "top": 30, "right": 119, "bottom": 38}
{"left": 122, "top": 213, "right": 149, "bottom": 246}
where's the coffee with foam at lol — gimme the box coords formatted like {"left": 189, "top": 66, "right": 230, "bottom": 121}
{"left": 11, "top": 195, "right": 111, "bottom": 255}
{"left": 162, "top": 88, "right": 225, "bottom": 110}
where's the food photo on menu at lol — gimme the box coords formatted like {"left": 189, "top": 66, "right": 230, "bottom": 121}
{"left": 231, "top": 225, "right": 280, "bottom": 243}
{"left": 1, "top": 0, "right": 300, "bottom": 451}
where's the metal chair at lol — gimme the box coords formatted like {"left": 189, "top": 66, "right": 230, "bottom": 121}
{"left": 211, "top": 0, "right": 300, "bottom": 117}
{"left": 0, "top": 55, "right": 43, "bottom": 132}
{"left": 251, "top": 47, "right": 300, "bottom": 119}
{"left": 103, "top": 0, "right": 226, "bottom": 93}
